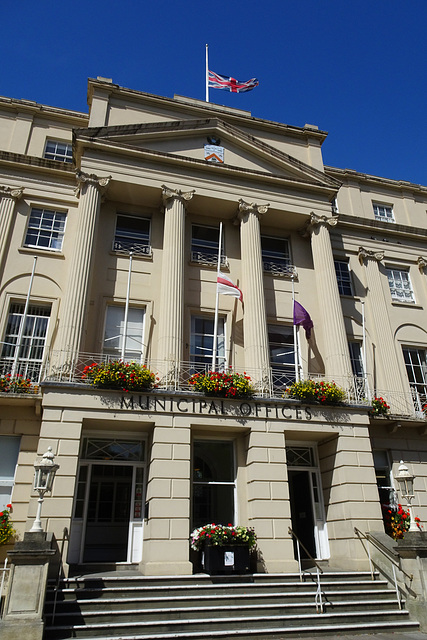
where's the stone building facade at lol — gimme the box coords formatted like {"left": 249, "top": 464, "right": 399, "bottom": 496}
{"left": 0, "top": 77, "right": 426, "bottom": 575}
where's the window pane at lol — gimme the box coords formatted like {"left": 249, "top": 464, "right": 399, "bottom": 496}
{"left": 386, "top": 268, "right": 415, "bottom": 303}
{"left": 191, "top": 225, "right": 225, "bottom": 267}
{"left": 1, "top": 304, "right": 50, "bottom": 381}
{"left": 261, "top": 236, "right": 291, "bottom": 274}
{"left": 113, "top": 215, "right": 151, "bottom": 255}
{"left": 268, "top": 325, "right": 295, "bottom": 387}
{"left": 24, "top": 208, "right": 66, "bottom": 252}
{"left": 334, "top": 260, "right": 352, "bottom": 296}
{"left": 103, "top": 306, "right": 144, "bottom": 359}
{"left": 190, "top": 316, "right": 225, "bottom": 369}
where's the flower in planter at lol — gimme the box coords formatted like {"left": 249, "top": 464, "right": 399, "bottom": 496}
{"left": 385, "top": 504, "right": 423, "bottom": 539}
{"left": 285, "top": 379, "right": 346, "bottom": 405}
{"left": 0, "top": 504, "right": 16, "bottom": 546}
{"left": 370, "top": 396, "right": 390, "bottom": 416}
{"left": 0, "top": 373, "right": 37, "bottom": 394}
{"left": 82, "top": 360, "right": 158, "bottom": 393}
{"left": 188, "top": 370, "right": 254, "bottom": 399}
{"left": 190, "top": 523, "right": 257, "bottom": 551}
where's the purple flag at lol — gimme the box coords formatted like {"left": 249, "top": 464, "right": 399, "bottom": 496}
{"left": 293, "top": 301, "right": 314, "bottom": 339}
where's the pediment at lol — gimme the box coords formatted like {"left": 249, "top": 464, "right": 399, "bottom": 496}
{"left": 75, "top": 119, "right": 339, "bottom": 190}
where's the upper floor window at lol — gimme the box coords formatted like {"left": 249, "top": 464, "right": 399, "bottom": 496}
{"left": 261, "top": 236, "right": 291, "bottom": 276}
{"left": 386, "top": 268, "right": 415, "bottom": 303}
{"left": 373, "top": 203, "right": 394, "bottom": 223}
{"left": 190, "top": 315, "right": 225, "bottom": 370}
{"left": 191, "top": 225, "right": 226, "bottom": 267}
{"left": 402, "top": 347, "right": 427, "bottom": 406}
{"left": 103, "top": 305, "right": 145, "bottom": 360}
{"left": 334, "top": 260, "right": 353, "bottom": 296}
{"left": 24, "top": 207, "right": 66, "bottom": 252}
{"left": 0, "top": 436, "right": 20, "bottom": 511}
{"left": 348, "top": 341, "right": 364, "bottom": 377}
{"left": 268, "top": 324, "right": 295, "bottom": 387}
{"left": 113, "top": 215, "right": 151, "bottom": 256}
{"left": 1, "top": 303, "right": 50, "bottom": 381}
{"left": 44, "top": 140, "right": 73, "bottom": 163}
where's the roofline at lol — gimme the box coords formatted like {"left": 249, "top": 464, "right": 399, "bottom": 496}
{"left": 0, "top": 95, "right": 88, "bottom": 123}
{"left": 325, "top": 165, "right": 427, "bottom": 193}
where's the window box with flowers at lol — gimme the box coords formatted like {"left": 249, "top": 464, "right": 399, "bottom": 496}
{"left": 188, "top": 371, "right": 254, "bottom": 399}
{"left": 0, "top": 374, "right": 38, "bottom": 394}
{"left": 0, "top": 504, "right": 16, "bottom": 546}
{"left": 82, "top": 360, "right": 158, "bottom": 393}
{"left": 285, "top": 379, "right": 346, "bottom": 405}
{"left": 370, "top": 396, "right": 390, "bottom": 417}
{"left": 190, "top": 524, "right": 257, "bottom": 574}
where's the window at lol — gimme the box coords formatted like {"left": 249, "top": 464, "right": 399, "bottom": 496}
{"left": 191, "top": 225, "right": 225, "bottom": 267}
{"left": 1, "top": 303, "right": 50, "bottom": 381}
{"left": 373, "top": 450, "right": 397, "bottom": 526}
{"left": 386, "top": 268, "right": 415, "bottom": 303}
{"left": 24, "top": 207, "right": 66, "bottom": 251}
{"left": 334, "top": 260, "right": 353, "bottom": 296}
{"left": 261, "top": 236, "right": 291, "bottom": 275}
{"left": 44, "top": 140, "right": 73, "bottom": 163}
{"left": 348, "top": 341, "right": 364, "bottom": 377}
{"left": 190, "top": 315, "right": 225, "bottom": 370}
{"left": 403, "top": 347, "right": 427, "bottom": 407}
{"left": 373, "top": 203, "right": 394, "bottom": 223}
{"left": 113, "top": 215, "right": 151, "bottom": 256}
{"left": 103, "top": 306, "right": 145, "bottom": 360}
{"left": 268, "top": 325, "right": 295, "bottom": 387}
{"left": 0, "top": 436, "right": 20, "bottom": 511}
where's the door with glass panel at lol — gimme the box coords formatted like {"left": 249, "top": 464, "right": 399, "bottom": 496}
{"left": 192, "top": 440, "right": 235, "bottom": 529}
{"left": 68, "top": 437, "right": 146, "bottom": 564}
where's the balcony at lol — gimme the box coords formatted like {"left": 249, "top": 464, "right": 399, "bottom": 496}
{"left": 0, "top": 351, "right": 421, "bottom": 420}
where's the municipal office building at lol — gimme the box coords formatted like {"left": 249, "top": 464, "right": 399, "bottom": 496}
{"left": 1, "top": 77, "right": 427, "bottom": 576}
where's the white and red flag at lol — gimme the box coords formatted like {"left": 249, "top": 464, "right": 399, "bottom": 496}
{"left": 217, "top": 272, "right": 243, "bottom": 303}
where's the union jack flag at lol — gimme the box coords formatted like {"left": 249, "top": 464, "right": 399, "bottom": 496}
{"left": 208, "top": 70, "right": 259, "bottom": 93}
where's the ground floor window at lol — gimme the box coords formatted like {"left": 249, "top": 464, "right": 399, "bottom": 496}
{"left": 192, "top": 440, "right": 235, "bottom": 530}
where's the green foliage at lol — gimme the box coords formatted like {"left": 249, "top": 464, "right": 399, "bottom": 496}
{"left": 188, "top": 370, "right": 254, "bottom": 399}
{"left": 190, "top": 524, "right": 257, "bottom": 551}
{"left": 370, "top": 396, "right": 390, "bottom": 416}
{"left": 82, "top": 361, "right": 157, "bottom": 393}
{"left": 286, "top": 379, "right": 346, "bottom": 405}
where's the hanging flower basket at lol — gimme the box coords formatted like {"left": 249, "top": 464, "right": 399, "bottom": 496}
{"left": 82, "top": 360, "right": 158, "bottom": 393}
{"left": 285, "top": 379, "right": 346, "bottom": 405}
{"left": 370, "top": 396, "right": 390, "bottom": 416}
{"left": 188, "top": 371, "right": 254, "bottom": 399}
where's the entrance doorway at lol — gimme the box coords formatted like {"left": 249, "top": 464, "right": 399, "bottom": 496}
{"left": 288, "top": 469, "right": 316, "bottom": 558}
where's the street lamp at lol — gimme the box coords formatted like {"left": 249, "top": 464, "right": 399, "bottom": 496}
{"left": 30, "top": 447, "right": 59, "bottom": 533}
{"left": 395, "top": 460, "right": 418, "bottom": 532}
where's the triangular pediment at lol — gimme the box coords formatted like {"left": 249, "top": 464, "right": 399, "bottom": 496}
{"left": 74, "top": 118, "right": 339, "bottom": 190}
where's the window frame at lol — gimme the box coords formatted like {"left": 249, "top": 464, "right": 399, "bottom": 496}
{"left": 373, "top": 203, "right": 394, "bottom": 223}
{"left": 386, "top": 267, "right": 415, "bottom": 304}
{"left": 402, "top": 347, "right": 427, "bottom": 405}
{"left": 268, "top": 324, "right": 296, "bottom": 387}
{"left": 334, "top": 259, "right": 353, "bottom": 296}
{"left": 43, "top": 139, "right": 73, "bottom": 163}
{"left": 24, "top": 207, "right": 67, "bottom": 252}
{"left": 190, "top": 314, "right": 226, "bottom": 371}
{"left": 190, "top": 224, "right": 226, "bottom": 268}
{"left": 261, "top": 235, "right": 292, "bottom": 276}
{"left": 113, "top": 214, "right": 151, "bottom": 256}
{"left": 103, "top": 304, "right": 146, "bottom": 361}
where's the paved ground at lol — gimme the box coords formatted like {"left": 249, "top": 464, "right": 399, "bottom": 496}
{"left": 321, "top": 634, "right": 427, "bottom": 639}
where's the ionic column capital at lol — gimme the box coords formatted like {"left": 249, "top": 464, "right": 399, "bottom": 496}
{"left": 75, "top": 170, "right": 111, "bottom": 197}
{"left": 161, "top": 185, "right": 195, "bottom": 206}
{"left": 303, "top": 211, "right": 339, "bottom": 236}
{"left": 236, "top": 198, "right": 270, "bottom": 223}
{"left": 358, "top": 247, "right": 384, "bottom": 265}
{"left": 417, "top": 256, "right": 427, "bottom": 272}
{"left": 0, "top": 186, "right": 24, "bottom": 200}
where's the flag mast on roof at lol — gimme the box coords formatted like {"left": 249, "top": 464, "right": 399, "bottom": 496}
{"left": 205, "top": 44, "right": 259, "bottom": 103}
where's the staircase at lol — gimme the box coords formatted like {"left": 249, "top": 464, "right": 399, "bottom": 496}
{"left": 43, "top": 570, "right": 420, "bottom": 640}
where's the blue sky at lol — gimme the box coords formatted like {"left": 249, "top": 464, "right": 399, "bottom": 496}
{"left": 2, "top": 1, "right": 426, "bottom": 185}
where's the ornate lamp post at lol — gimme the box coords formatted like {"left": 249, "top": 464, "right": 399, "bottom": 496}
{"left": 395, "top": 460, "right": 418, "bottom": 532}
{"left": 30, "top": 447, "right": 59, "bottom": 533}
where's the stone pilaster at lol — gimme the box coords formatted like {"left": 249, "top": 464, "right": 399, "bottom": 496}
{"left": 157, "top": 185, "right": 194, "bottom": 365}
{"left": 0, "top": 186, "right": 23, "bottom": 274}
{"left": 236, "top": 199, "right": 270, "bottom": 382}
{"left": 358, "top": 247, "right": 406, "bottom": 399}
{"left": 56, "top": 171, "right": 110, "bottom": 354}
{"left": 306, "top": 212, "right": 352, "bottom": 380}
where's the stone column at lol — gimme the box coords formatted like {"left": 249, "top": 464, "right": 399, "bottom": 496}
{"left": 157, "top": 186, "right": 194, "bottom": 367}
{"left": 358, "top": 247, "right": 406, "bottom": 399}
{"left": 56, "top": 171, "right": 110, "bottom": 355}
{"left": 306, "top": 212, "right": 352, "bottom": 380}
{"left": 0, "top": 186, "right": 23, "bottom": 274}
{"left": 236, "top": 199, "right": 270, "bottom": 383}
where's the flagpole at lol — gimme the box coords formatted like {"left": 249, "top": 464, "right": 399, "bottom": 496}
{"left": 361, "top": 300, "right": 370, "bottom": 401}
{"left": 205, "top": 44, "right": 209, "bottom": 103}
{"left": 212, "top": 222, "right": 222, "bottom": 371}
{"left": 291, "top": 274, "right": 300, "bottom": 382}
{"left": 121, "top": 251, "right": 133, "bottom": 361}
{"left": 12, "top": 256, "right": 37, "bottom": 378}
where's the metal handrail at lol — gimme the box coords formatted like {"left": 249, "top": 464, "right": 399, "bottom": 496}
{"left": 0, "top": 557, "right": 10, "bottom": 615}
{"left": 288, "top": 527, "right": 325, "bottom": 613}
{"left": 51, "top": 527, "right": 69, "bottom": 624}
{"left": 354, "top": 527, "right": 413, "bottom": 610}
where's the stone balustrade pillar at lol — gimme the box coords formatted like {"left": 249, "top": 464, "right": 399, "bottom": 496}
{"left": 306, "top": 212, "right": 352, "bottom": 380}
{"left": 157, "top": 185, "right": 194, "bottom": 366}
{"left": 236, "top": 199, "right": 270, "bottom": 381}
{"left": 56, "top": 171, "right": 110, "bottom": 355}
{"left": 0, "top": 186, "right": 23, "bottom": 275}
{"left": 358, "top": 247, "right": 406, "bottom": 397}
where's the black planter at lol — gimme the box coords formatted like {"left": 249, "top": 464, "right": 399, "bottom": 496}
{"left": 202, "top": 544, "right": 251, "bottom": 574}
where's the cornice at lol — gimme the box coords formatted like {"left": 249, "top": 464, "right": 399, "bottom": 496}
{"left": 0, "top": 95, "right": 88, "bottom": 124}
{"left": 337, "top": 212, "right": 427, "bottom": 240}
{"left": 325, "top": 165, "right": 427, "bottom": 195}
{"left": 0, "top": 150, "right": 75, "bottom": 175}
